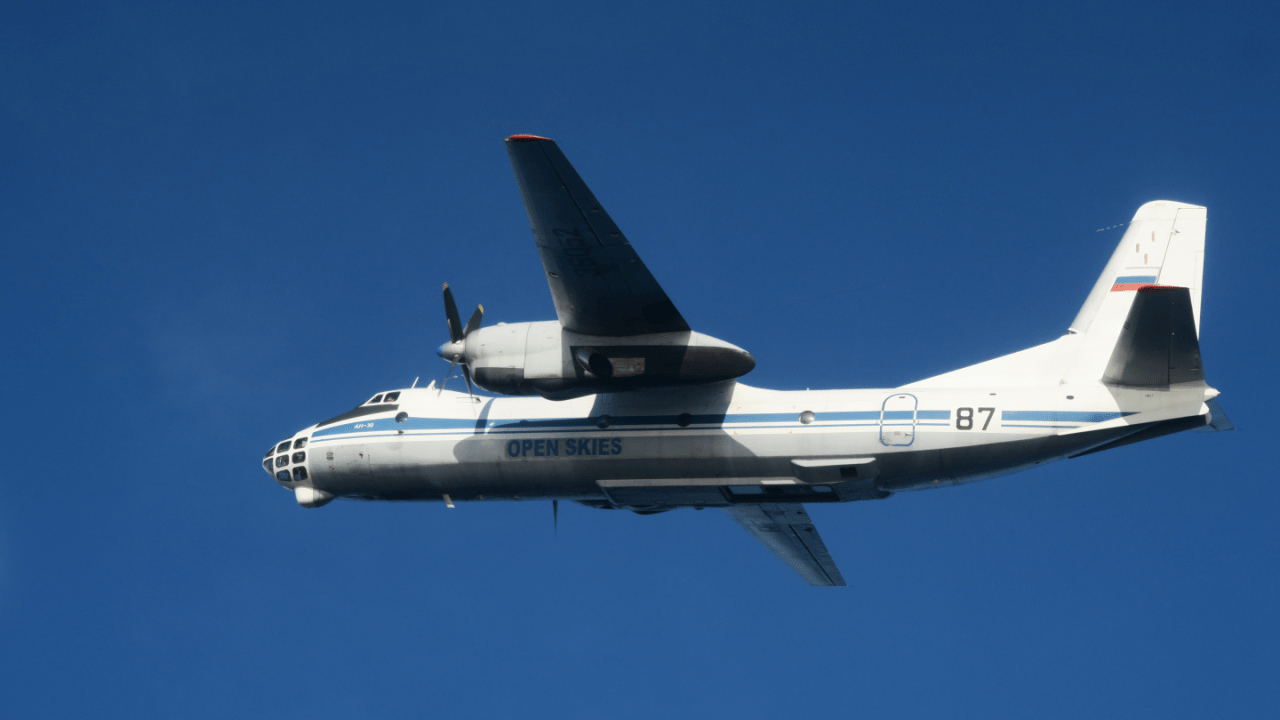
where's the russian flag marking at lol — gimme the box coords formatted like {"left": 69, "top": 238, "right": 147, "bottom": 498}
{"left": 1111, "top": 275, "right": 1158, "bottom": 291}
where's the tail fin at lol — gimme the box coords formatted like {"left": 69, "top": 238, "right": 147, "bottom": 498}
{"left": 908, "top": 200, "right": 1207, "bottom": 389}
{"left": 1063, "top": 200, "right": 1206, "bottom": 384}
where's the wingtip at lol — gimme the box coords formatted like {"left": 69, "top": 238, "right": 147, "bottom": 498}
{"left": 506, "top": 134, "right": 552, "bottom": 142}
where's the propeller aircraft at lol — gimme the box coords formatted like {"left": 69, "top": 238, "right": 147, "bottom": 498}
{"left": 263, "top": 135, "right": 1231, "bottom": 586}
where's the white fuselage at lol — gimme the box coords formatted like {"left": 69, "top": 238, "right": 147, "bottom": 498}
{"left": 266, "top": 380, "right": 1211, "bottom": 508}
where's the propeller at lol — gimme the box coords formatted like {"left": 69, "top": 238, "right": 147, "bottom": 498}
{"left": 436, "top": 283, "right": 483, "bottom": 396}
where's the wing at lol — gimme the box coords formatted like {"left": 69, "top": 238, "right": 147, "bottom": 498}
{"left": 504, "top": 135, "right": 690, "bottom": 337}
{"left": 723, "top": 504, "right": 847, "bottom": 587}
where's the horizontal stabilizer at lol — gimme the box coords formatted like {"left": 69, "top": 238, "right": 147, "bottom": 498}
{"left": 1195, "top": 398, "right": 1236, "bottom": 432}
{"left": 1102, "top": 286, "right": 1203, "bottom": 388}
{"left": 723, "top": 504, "right": 846, "bottom": 586}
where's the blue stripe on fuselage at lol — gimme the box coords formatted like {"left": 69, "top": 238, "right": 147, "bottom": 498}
{"left": 309, "top": 408, "right": 1119, "bottom": 440}
{"left": 1002, "top": 410, "right": 1130, "bottom": 423}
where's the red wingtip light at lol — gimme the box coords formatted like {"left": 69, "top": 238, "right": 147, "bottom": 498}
{"left": 506, "top": 134, "right": 551, "bottom": 142}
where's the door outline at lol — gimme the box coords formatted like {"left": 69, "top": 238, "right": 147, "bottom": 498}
{"left": 879, "top": 393, "right": 918, "bottom": 447}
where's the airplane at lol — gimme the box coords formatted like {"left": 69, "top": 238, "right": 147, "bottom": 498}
{"left": 262, "top": 134, "right": 1232, "bottom": 586}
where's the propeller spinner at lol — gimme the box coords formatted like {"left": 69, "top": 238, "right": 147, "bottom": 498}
{"left": 436, "top": 283, "right": 483, "bottom": 396}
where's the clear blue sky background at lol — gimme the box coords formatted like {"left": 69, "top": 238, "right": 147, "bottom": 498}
{"left": 2, "top": 1, "right": 1276, "bottom": 717}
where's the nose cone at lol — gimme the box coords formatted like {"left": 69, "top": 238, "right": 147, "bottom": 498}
{"left": 263, "top": 435, "right": 310, "bottom": 486}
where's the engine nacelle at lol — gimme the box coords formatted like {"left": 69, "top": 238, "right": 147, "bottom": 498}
{"left": 463, "top": 321, "right": 755, "bottom": 398}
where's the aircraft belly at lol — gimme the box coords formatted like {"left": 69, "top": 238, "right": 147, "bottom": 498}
{"left": 877, "top": 424, "right": 1151, "bottom": 492}
{"left": 313, "top": 427, "right": 977, "bottom": 501}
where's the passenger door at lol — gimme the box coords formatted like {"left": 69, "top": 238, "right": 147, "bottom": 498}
{"left": 879, "top": 393, "right": 917, "bottom": 446}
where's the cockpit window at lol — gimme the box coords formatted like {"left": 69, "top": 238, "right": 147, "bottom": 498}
{"left": 276, "top": 470, "right": 291, "bottom": 482}
{"left": 276, "top": 441, "right": 292, "bottom": 454}
{"left": 264, "top": 446, "right": 275, "bottom": 458}
{"left": 293, "top": 438, "right": 307, "bottom": 449}
{"left": 292, "top": 466, "right": 308, "bottom": 481}
{"left": 275, "top": 455, "right": 289, "bottom": 468}
{"left": 369, "top": 394, "right": 384, "bottom": 404}
{"left": 383, "top": 391, "right": 401, "bottom": 402}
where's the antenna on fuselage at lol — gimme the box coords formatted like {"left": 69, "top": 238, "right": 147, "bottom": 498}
{"left": 411, "top": 376, "right": 419, "bottom": 388}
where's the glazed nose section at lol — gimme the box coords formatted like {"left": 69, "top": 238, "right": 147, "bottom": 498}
{"left": 263, "top": 435, "right": 334, "bottom": 507}
{"left": 262, "top": 439, "right": 293, "bottom": 481}
{"left": 261, "top": 436, "right": 313, "bottom": 486}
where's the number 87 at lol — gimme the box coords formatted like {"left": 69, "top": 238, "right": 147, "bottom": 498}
{"left": 956, "top": 407, "right": 996, "bottom": 430}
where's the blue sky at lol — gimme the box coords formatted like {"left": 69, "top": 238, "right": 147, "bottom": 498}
{"left": 2, "top": 1, "right": 1277, "bottom": 716}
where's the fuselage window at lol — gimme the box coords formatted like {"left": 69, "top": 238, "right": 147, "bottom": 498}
{"left": 292, "top": 451, "right": 306, "bottom": 463}
{"left": 276, "top": 441, "right": 292, "bottom": 454}
{"left": 369, "top": 394, "right": 384, "bottom": 404}
{"left": 292, "top": 466, "right": 308, "bottom": 481}
{"left": 383, "top": 391, "right": 401, "bottom": 402}
{"left": 293, "top": 438, "right": 307, "bottom": 449}
{"left": 275, "top": 455, "right": 289, "bottom": 468}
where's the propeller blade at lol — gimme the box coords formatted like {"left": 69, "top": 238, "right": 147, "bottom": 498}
{"left": 463, "top": 305, "right": 484, "bottom": 337}
{"left": 553, "top": 500, "right": 558, "bottom": 536}
{"left": 438, "top": 361, "right": 457, "bottom": 395}
{"left": 462, "top": 364, "right": 474, "bottom": 398}
{"left": 443, "top": 283, "right": 464, "bottom": 343}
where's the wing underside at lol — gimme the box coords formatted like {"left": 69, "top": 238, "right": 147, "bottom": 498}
{"left": 723, "top": 503, "right": 847, "bottom": 587}
{"left": 504, "top": 135, "right": 690, "bottom": 337}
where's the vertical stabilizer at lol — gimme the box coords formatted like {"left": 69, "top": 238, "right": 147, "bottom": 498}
{"left": 908, "top": 200, "right": 1208, "bottom": 389}
{"left": 1064, "top": 201, "right": 1206, "bottom": 384}
{"left": 1070, "top": 201, "right": 1206, "bottom": 334}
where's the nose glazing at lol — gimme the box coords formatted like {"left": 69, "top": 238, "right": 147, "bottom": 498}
{"left": 262, "top": 437, "right": 309, "bottom": 484}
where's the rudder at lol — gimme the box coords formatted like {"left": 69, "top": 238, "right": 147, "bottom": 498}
{"left": 1101, "top": 285, "right": 1204, "bottom": 387}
